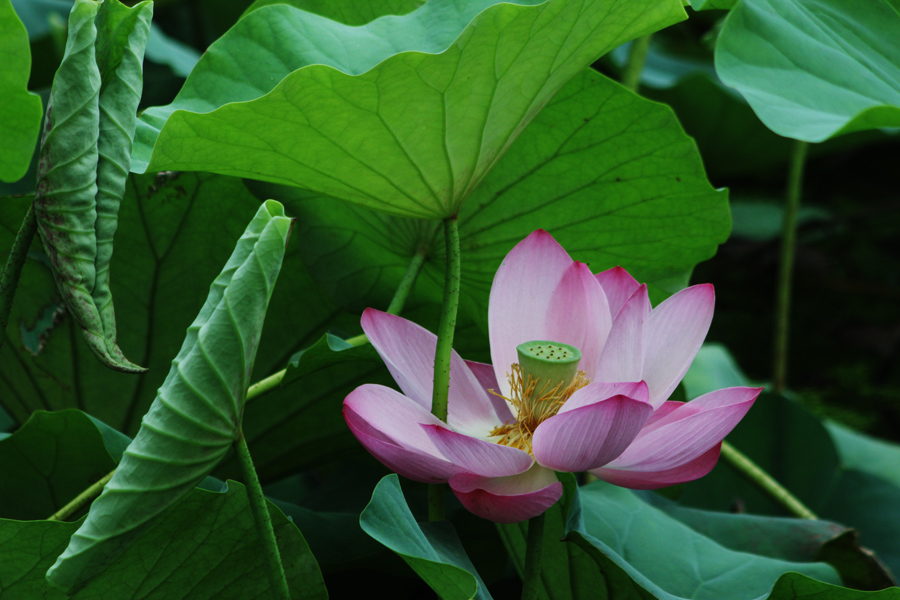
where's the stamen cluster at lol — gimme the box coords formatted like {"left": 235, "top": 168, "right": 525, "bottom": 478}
{"left": 489, "top": 364, "right": 589, "bottom": 454}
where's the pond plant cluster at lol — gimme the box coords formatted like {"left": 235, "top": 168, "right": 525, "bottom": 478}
{"left": 1, "top": 0, "right": 900, "bottom": 598}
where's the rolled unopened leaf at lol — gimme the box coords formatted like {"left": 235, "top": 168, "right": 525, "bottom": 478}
{"left": 34, "top": 0, "right": 152, "bottom": 373}
{"left": 45, "top": 200, "right": 293, "bottom": 593}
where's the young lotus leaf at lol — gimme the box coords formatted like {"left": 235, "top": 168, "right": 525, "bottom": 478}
{"left": 34, "top": 0, "right": 152, "bottom": 373}
{"left": 132, "top": 0, "right": 686, "bottom": 219}
{"left": 45, "top": 200, "right": 293, "bottom": 593}
{"left": 715, "top": 0, "right": 900, "bottom": 142}
{"left": 0, "top": 0, "right": 43, "bottom": 183}
{"left": 360, "top": 474, "right": 493, "bottom": 600}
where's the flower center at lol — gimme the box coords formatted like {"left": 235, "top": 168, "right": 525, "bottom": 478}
{"left": 489, "top": 340, "right": 588, "bottom": 454}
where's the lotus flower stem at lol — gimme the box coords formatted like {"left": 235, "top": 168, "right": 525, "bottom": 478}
{"left": 621, "top": 34, "right": 652, "bottom": 92}
{"left": 428, "top": 216, "right": 462, "bottom": 521}
{"left": 721, "top": 440, "right": 818, "bottom": 519}
{"left": 46, "top": 468, "right": 115, "bottom": 522}
{"left": 0, "top": 203, "right": 37, "bottom": 358}
{"left": 773, "top": 140, "right": 808, "bottom": 393}
{"left": 431, "top": 216, "right": 461, "bottom": 423}
{"left": 521, "top": 511, "right": 546, "bottom": 600}
{"left": 235, "top": 433, "right": 292, "bottom": 600}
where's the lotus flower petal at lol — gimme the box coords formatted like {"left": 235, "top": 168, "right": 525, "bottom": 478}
{"left": 602, "top": 386, "right": 760, "bottom": 473}
{"left": 423, "top": 424, "right": 533, "bottom": 477}
{"left": 592, "top": 445, "right": 721, "bottom": 489}
{"left": 595, "top": 266, "right": 641, "bottom": 319}
{"left": 489, "top": 230, "right": 600, "bottom": 397}
{"left": 595, "top": 286, "right": 650, "bottom": 383}
{"left": 449, "top": 465, "right": 562, "bottom": 524}
{"left": 343, "top": 385, "right": 458, "bottom": 482}
{"left": 532, "top": 384, "right": 653, "bottom": 472}
{"left": 642, "top": 284, "right": 715, "bottom": 408}
{"left": 362, "top": 308, "right": 500, "bottom": 435}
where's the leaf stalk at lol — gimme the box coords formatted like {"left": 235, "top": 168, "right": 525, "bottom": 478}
{"left": 721, "top": 440, "right": 818, "bottom": 519}
{"left": 428, "top": 216, "right": 462, "bottom": 521}
{"left": 0, "top": 203, "right": 37, "bottom": 357}
{"left": 243, "top": 243, "right": 429, "bottom": 403}
{"left": 46, "top": 468, "right": 115, "bottom": 522}
{"left": 521, "top": 511, "right": 546, "bottom": 600}
{"left": 235, "top": 433, "right": 292, "bottom": 600}
{"left": 621, "top": 35, "right": 652, "bottom": 92}
{"left": 773, "top": 140, "right": 809, "bottom": 393}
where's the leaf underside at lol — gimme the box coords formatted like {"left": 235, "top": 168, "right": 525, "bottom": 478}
{"left": 45, "top": 200, "right": 292, "bottom": 593}
{"left": 133, "top": 0, "right": 686, "bottom": 219}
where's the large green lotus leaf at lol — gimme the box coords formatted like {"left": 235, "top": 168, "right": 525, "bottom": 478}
{"left": 0, "top": 410, "right": 116, "bottom": 521}
{"left": 360, "top": 474, "right": 492, "bottom": 600}
{"left": 688, "top": 0, "right": 737, "bottom": 9}
{"left": 715, "top": 0, "right": 900, "bottom": 142}
{"left": 826, "top": 421, "right": 900, "bottom": 489}
{"left": 0, "top": 0, "right": 42, "bottom": 183}
{"left": 566, "top": 480, "right": 841, "bottom": 600}
{"left": 45, "top": 200, "right": 292, "bottom": 592}
{"left": 768, "top": 573, "right": 900, "bottom": 599}
{"left": 639, "top": 492, "right": 846, "bottom": 563}
{"left": 132, "top": 0, "right": 686, "bottom": 219}
{"left": 0, "top": 483, "right": 325, "bottom": 599}
{"left": 0, "top": 173, "right": 353, "bottom": 435}
{"left": 639, "top": 491, "right": 894, "bottom": 590}
{"left": 269, "top": 68, "right": 730, "bottom": 324}
{"left": 819, "top": 423, "right": 900, "bottom": 580}
{"left": 243, "top": 0, "right": 422, "bottom": 23}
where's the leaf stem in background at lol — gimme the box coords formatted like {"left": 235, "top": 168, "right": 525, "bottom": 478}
{"left": 46, "top": 469, "right": 115, "bottom": 522}
{"left": 0, "top": 203, "right": 37, "bottom": 357}
{"left": 235, "top": 433, "right": 292, "bottom": 600}
{"left": 243, "top": 244, "right": 429, "bottom": 403}
{"left": 428, "top": 216, "right": 462, "bottom": 521}
{"left": 386, "top": 243, "right": 429, "bottom": 315}
{"left": 773, "top": 140, "right": 809, "bottom": 393}
{"left": 721, "top": 440, "right": 818, "bottom": 520}
{"left": 521, "top": 511, "right": 546, "bottom": 600}
{"left": 621, "top": 35, "right": 652, "bottom": 92}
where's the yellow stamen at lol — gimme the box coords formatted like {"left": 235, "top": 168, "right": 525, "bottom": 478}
{"left": 488, "top": 364, "right": 589, "bottom": 454}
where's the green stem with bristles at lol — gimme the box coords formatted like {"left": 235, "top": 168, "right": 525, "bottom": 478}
{"left": 244, "top": 245, "right": 428, "bottom": 404}
{"left": 773, "top": 140, "right": 809, "bottom": 393}
{"left": 621, "top": 35, "right": 652, "bottom": 92}
{"left": 721, "top": 441, "right": 818, "bottom": 519}
{"left": 235, "top": 433, "right": 292, "bottom": 600}
{"left": 46, "top": 469, "right": 115, "bottom": 521}
{"left": 0, "top": 203, "right": 37, "bottom": 358}
{"left": 520, "top": 511, "right": 546, "bottom": 600}
{"left": 428, "top": 216, "right": 462, "bottom": 521}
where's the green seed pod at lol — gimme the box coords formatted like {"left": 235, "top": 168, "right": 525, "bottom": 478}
{"left": 34, "top": 0, "right": 152, "bottom": 373}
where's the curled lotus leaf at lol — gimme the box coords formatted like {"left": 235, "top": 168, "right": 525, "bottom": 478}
{"left": 34, "top": 0, "right": 152, "bottom": 373}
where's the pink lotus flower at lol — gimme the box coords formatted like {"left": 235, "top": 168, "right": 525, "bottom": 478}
{"left": 343, "top": 230, "right": 761, "bottom": 523}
